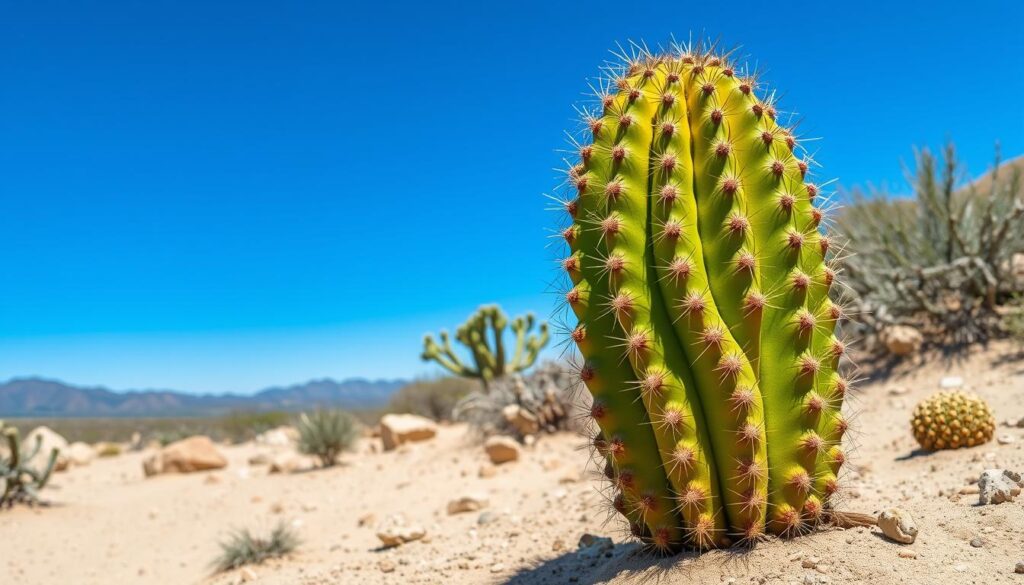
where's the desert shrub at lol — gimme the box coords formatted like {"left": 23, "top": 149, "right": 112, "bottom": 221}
{"left": 95, "top": 442, "right": 123, "bottom": 457}
{"left": 214, "top": 522, "right": 299, "bottom": 572}
{"left": 836, "top": 144, "right": 1024, "bottom": 348}
{"left": 387, "top": 377, "right": 478, "bottom": 421}
{"left": 296, "top": 409, "right": 359, "bottom": 467}
{"left": 452, "top": 362, "right": 583, "bottom": 439}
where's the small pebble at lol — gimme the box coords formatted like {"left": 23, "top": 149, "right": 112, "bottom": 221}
{"left": 970, "top": 537, "right": 983, "bottom": 548}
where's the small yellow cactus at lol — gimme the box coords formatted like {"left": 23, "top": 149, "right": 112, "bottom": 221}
{"left": 911, "top": 390, "right": 995, "bottom": 451}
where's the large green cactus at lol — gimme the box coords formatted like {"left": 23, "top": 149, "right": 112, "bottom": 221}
{"left": 422, "top": 305, "right": 550, "bottom": 389}
{"left": 0, "top": 421, "right": 59, "bottom": 508}
{"left": 559, "top": 44, "right": 848, "bottom": 550}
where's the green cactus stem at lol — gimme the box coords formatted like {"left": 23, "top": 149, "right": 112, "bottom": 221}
{"left": 422, "top": 305, "right": 550, "bottom": 389}
{"left": 558, "top": 43, "right": 848, "bottom": 550}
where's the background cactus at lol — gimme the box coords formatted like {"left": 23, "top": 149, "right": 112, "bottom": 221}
{"left": 0, "top": 421, "right": 60, "bottom": 508}
{"left": 422, "top": 305, "right": 550, "bottom": 389}
{"left": 911, "top": 390, "right": 994, "bottom": 451}
{"left": 555, "top": 43, "right": 848, "bottom": 549}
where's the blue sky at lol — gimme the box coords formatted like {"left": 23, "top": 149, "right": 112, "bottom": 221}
{"left": 1, "top": 1, "right": 1022, "bottom": 394}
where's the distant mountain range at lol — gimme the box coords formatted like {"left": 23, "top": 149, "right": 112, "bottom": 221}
{"left": 0, "top": 377, "right": 407, "bottom": 418}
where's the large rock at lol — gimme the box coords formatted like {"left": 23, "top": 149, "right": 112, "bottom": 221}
{"left": 66, "top": 442, "right": 96, "bottom": 467}
{"left": 881, "top": 325, "right": 923, "bottom": 356}
{"left": 24, "top": 426, "right": 70, "bottom": 472}
{"left": 143, "top": 436, "right": 227, "bottom": 477}
{"left": 380, "top": 414, "right": 437, "bottom": 451}
{"left": 484, "top": 435, "right": 520, "bottom": 464}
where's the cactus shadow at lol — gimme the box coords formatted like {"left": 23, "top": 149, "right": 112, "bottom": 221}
{"left": 894, "top": 448, "right": 932, "bottom": 461}
{"left": 503, "top": 542, "right": 761, "bottom": 585}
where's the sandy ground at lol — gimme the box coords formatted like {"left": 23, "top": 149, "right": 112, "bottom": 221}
{"left": 2, "top": 344, "right": 1024, "bottom": 585}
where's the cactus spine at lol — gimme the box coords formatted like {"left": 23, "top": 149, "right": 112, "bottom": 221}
{"left": 422, "top": 305, "right": 550, "bottom": 389}
{"left": 559, "top": 44, "right": 847, "bottom": 549}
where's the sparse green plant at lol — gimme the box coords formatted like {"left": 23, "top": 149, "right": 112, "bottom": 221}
{"left": 1, "top": 421, "right": 60, "bottom": 508}
{"left": 95, "top": 442, "right": 123, "bottom": 457}
{"left": 387, "top": 377, "right": 478, "bottom": 421}
{"left": 837, "top": 144, "right": 1024, "bottom": 348}
{"left": 214, "top": 522, "right": 299, "bottom": 572}
{"left": 296, "top": 409, "right": 359, "bottom": 467}
{"left": 421, "top": 305, "right": 550, "bottom": 390}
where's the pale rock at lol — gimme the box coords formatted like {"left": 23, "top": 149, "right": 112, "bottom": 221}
{"left": 142, "top": 436, "right": 227, "bottom": 477}
{"left": 877, "top": 507, "right": 918, "bottom": 544}
{"left": 254, "top": 426, "right": 298, "bottom": 447}
{"left": 66, "top": 441, "right": 96, "bottom": 467}
{"left": 997, "top": 434, "right": 1016, "bottom": 445}
{"left": 484, "top": 435, "right": 520, "bottom": 465}
{"left": 881, "top": 326, "right": 922, "bottom": 356}
{"left": 978, "top": 469, "right": 1023, "bottom": 505}
{"left": 447, "top": 494, "right": 489, "bottom": 515}
{"left": 379, "top": 414, "right": 437, "bottom": 451}
{"left": 477, "top": 511, "right": 499, "bottom": 525}
{"left": 478, "top": 463, "right": 497, "bottom": 478}
{"left": 268, "top": 453, "right": 316, "bottom": 474}
{"left": 939, "top": 376, "right": 964, "bottom": 389}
